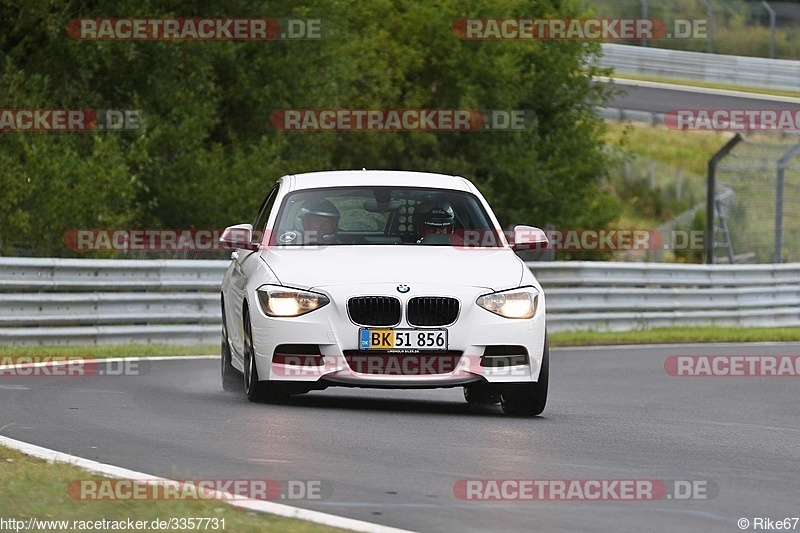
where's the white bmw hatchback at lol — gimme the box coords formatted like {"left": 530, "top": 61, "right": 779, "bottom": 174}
{"left": 219, "top": 170, "right": 550, "bottom": 416}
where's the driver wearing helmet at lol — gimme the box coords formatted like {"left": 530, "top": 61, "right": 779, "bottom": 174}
{"left": 413, "top": 199, "right": 455, "bottom": 243}
{"left": 296, "top": 199, "right": 340, "bottom": 244}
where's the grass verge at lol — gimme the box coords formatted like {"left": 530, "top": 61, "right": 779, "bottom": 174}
{"left": 0, "top": 344, "right": 217, "bottom": 358}
{"left": 551, "top": 326, "right": 800, "bottom": 347}
{"left": 603, "top": 122, "right": 733, "bottom": 177}
{"left": 0, "top": 444, "right": 346, "bottom": 533}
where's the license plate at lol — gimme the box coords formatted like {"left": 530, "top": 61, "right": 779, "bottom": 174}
{"left": 359, "top": 329, "right": 448, "bottom": 351}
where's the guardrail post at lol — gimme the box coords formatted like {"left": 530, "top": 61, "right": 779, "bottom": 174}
{"left": 706, "top": 133, "right": 744, "bottom": 264}
{"left": 762, "top": 1, "right": 776, "bottom": 59}
{"left": 774, "top": 141, "right": 800, "bottom": 263}
{"left": 699, "top": 0, "right": 714, "bottom": 53}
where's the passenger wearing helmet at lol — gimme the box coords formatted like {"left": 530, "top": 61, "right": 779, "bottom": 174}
{"left": 296, "top": 199, "right": 340, "bottom": 244}
{"left": 413, "top": 199, "right": 455, "bottom": 243}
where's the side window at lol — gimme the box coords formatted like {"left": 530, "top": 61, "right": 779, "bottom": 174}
{"left": 252, "top": 185, "right": 279, "bottom": 244}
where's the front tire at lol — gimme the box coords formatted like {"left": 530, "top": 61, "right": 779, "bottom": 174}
{"left": 221, "top": 300, "right": 239, "bottom": 392}
{"left": 501, "top": 334, "right": 549, "bottom": 416}
{"left": 243, "top": 308, "right": 287, "bottom": 403}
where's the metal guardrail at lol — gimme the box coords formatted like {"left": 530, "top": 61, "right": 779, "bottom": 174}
{"left": 598, "top": 107, "right": 665, "bottom": 126}
{"left": 0, "top": 258, "right": 227, "bottom": 291}
{"left": 531, "top": 262, "right": 800, "bottom": 331}
{"left": 600, "top": 43, "right": 800, "bottom": 91}
{"left": 1, "top": 258, "right": 799, "bottom": 344}
{"left": 0, "top": 259, "right": 227, "bottom": 345}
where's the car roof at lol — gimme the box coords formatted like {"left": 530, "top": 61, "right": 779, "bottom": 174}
{"left": 283, "top": 170, "right": 473, "bottom": 192}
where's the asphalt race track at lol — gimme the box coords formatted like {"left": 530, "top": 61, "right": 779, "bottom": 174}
{"left": 607, "top": 81, "right": 800, "bottom": 114}
{"left": 2, "top": 343, "right": 799, "bottom": 533}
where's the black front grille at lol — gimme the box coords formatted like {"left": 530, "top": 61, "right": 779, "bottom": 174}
{"left": 348, "top": 296, "right": 401, "bottom": 326}
{"left": 407, "top": 297, "right": 460, "bottom": 326}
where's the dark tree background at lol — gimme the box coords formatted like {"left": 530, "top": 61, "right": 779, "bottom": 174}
{"left": 0, "top": 0, "right": 620, "bottom": 256}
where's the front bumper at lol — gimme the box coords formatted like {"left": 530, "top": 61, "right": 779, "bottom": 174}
{"left": 249, "top": 283, "right": 546, "bottom": 388}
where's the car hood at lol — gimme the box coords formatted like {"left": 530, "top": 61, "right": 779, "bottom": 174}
{"left": 260, "top": 246, "right": 524, "bottom": 291}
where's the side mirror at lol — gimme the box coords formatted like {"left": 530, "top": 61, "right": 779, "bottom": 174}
{"left": 220, "top": 224, "right": 259, "bottom": 251}
{"left": 511, "top": 225, "right": 549, "bottom": 252}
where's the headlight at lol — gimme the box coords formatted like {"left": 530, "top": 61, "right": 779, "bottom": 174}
{"left": 256, "top": 285, "right": 330, "bottom": 317}
{"left": 476, "top": 287, "right": 539, "bottom": 319}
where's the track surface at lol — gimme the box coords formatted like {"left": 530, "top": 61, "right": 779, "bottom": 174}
{"left": 607, "top": 82, "right": 800, "bottom": 114}
{"left": 2, "top": 344, "right": 800, "bottom": 532}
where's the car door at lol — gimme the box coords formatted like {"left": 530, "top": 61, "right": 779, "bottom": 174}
{"left": 228, "top": 184, "right": 280, "bottom": 364}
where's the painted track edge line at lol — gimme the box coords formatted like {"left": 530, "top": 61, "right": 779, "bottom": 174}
{"left": 0, "top": 435, "right": 417, "bottom": 533}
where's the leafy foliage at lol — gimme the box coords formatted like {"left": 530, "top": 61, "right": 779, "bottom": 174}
{"left": 0, "top": 0, "right": 619, "bottom": 256}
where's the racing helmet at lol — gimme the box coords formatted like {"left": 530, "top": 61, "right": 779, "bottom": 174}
{"left": 296, "top": 199, "right": 340, "bottom": 237}
{"left": 413, "top": 199, "right": 455, "bottom": 237}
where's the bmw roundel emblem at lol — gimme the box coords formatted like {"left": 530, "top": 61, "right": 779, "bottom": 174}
{"left": 397, "top": 284, "right": 410, "bottom": 293}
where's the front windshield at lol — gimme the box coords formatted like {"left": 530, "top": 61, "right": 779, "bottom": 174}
{"left": 271, "top": 186, "right": 503, "bottom": 247}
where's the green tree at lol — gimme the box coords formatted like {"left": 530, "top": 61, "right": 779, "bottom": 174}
{"left": 0, "top": 0, "right": 619, "bottom": 257}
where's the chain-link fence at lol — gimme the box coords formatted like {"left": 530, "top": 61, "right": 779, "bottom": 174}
{"left": 712, "top": 137, "right": 800, "bottom": 263}
{"left": 606, "top": 155, "right": 706, "bottom": 262}
{"left": 614, "top": 156, "right": 706, "bottom": 219}
{"left": 583, "top": 0, "right": 800, "bottom": 59}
